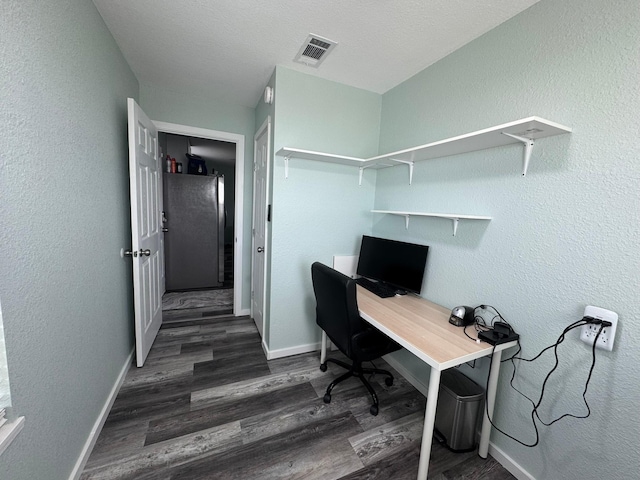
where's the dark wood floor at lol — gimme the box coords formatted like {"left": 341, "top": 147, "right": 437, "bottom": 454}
{"left": 80, "top": 310, "right": 515, "bottom": 480}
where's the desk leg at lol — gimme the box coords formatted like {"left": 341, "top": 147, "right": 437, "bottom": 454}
{"left": 320, "top": 331, "right": 327, "bottom": 365}
{"left": 479, "top": 349, "right": 503, "bottom": 458}
{"left": 417, "top": 369, "right": 441, "bottom": 480}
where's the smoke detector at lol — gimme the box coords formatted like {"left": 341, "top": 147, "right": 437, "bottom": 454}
{"left": 294, "top": 34, "right": 337, "bottom": 68}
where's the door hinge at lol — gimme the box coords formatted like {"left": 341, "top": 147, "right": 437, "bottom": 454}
{"left": 267, "top": 204, "right": 272, "bottom": 222}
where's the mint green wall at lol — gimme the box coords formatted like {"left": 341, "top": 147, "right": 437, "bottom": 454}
{"left": 139, "top": 82, "right": 256, "bottom": 311}
{"left": 0, "top": 1, "right": 139, "bottom": 478}
{"left": 268, "top": 67, "right": 381, "bottom": 351}
{"left": 376, "top": 0, "right": 639, "bottom": 478}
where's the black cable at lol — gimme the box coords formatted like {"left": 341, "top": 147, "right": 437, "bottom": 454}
{"left": 500, "top": 319, "right": 588, "bottom": 407}
{"left": 483, "top": 320, "right": 604, "bottom": 447}
{"left": 463, "top": 324, "right": 476, "bottom": 341}
{"left": 503, "top": 318, "right": 586, "bottom": 364}
{"left": 466, "top": 305, "right": 509, "bottom": 344}
{"left": 484, "top": 344, "right": 541, "bottom": 447}
{"left": 535, "top": 323, "right": 603, "bottom": 426}
{"left": 478, "top": 304, "right": 513, "bottom": 330}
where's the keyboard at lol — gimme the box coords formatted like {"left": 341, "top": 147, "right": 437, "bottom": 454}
{"left": 355, "top": 277, "right": 397, "bottom": 298}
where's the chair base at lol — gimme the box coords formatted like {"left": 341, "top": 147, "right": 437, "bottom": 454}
{"left": 320, "top": 358, "right": 394, "bottom": 416}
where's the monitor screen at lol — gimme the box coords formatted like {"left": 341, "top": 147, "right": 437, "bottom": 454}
{"left": 356, "top": 235, "right": 429, "bottom": 294}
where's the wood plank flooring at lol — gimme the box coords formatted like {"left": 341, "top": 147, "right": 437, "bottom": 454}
{"left": 81, "top": 311, "right": 515, "bottom": 480}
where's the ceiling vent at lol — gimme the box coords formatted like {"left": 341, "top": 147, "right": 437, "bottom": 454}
{"left": 294, "top": 34, "right": 337, "bottom": 68}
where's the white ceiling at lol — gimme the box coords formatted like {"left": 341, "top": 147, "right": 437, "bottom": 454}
{"left": 92, "top": 0, "right": 539, "bottom": 108}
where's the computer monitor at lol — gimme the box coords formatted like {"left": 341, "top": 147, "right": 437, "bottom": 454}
{"left": 356, "top": 235, "right": 429, "bottom": 294}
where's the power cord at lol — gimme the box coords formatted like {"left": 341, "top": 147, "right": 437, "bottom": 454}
{"left": 464, "top": 304, "right": 516, "bottom": 343}
{"left": 484, "top": 317, "right": 608, "bottom": 447}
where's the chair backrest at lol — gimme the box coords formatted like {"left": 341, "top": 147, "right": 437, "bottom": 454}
{"left": 311, "top": 262, "right": 365, "bottom": 358}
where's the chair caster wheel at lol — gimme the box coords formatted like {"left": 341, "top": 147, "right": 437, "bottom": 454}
{"left": 323, "top": 393, "right": 331, "bottom": 404}
{"left": 320, "top": 363, "right": 327, "bottom": 372}
{"left": 385, "top": 377, "right": 394, "bottom": 387}
{"left": 370, "top": 405, "right": 379, "bottom": 416}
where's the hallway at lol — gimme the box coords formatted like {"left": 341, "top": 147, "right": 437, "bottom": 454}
{"left": 162, "top": 289, "right": 234, "bottom": 317}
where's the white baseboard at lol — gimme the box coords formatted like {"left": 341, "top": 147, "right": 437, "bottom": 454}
{"left": 69, "top": 348, "right": 134, "bottom": 480}
{"left": 383, "top": 355, "right": 535, "bottom": 480}
{"left": 262, "top": 342, "right": 320, "bottom": 360}
{"left": 488, "top": 442, "right": 535, "bottom": 480}
{"left": 0, "top": 416, "right": 25, "bottom": 456}
{"left": 236, "top": 308, "right": 250, "bottom": 316}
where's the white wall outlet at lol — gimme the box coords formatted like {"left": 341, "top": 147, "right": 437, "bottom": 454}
{"left": 579, "top": 305, "right": 618, "bottom": 351}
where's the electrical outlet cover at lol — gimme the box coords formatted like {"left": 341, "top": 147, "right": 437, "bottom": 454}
{"left": 579, "top": 306, "right": 618, "bottom": 351}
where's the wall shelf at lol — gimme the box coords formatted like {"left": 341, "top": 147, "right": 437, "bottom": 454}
{"left": 371, "top": 210, "right": 492, "bottom": 236}
{"left": 276, "top": 116, "right": 572, "bottom": 183}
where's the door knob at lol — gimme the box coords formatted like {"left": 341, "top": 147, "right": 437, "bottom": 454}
{"left": 139, "top": 249, "right": 151, "bottom": 257}
{"left": 257, "top": 247, "right": 264, "bottom": 253}
{"left": 124, "top": 249, "right": 138, "bottom": 257}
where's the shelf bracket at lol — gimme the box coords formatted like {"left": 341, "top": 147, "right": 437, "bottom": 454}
{"left": 451, "top": 218, "right": 460, "bottom": 236}
{"left": 404, "top": 215, "right": 410, "bottom": 230}
{"left": 389, "top": 158, "right": 415, "bottom": 185}
{"left": 284, "top": 155, "right": 290, "bottom": 179}
{"left": 358, "top": 164, "right": 375, "bottom": 186}
{"left": 502, "top": 132, "right": 535, "bottom": 176}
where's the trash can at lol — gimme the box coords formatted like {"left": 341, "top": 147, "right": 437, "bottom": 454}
{"left": 434, "top": 368, "right": 484, "bottom": 452}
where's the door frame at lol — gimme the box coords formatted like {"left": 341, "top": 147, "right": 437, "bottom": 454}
{"left": 251, "top": 116, "right": 271, "bottom": 341}
{"left": 153, "top": 121, "right": 246, "bottom": 316}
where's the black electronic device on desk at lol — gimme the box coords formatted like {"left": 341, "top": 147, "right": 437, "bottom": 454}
{"left": 478, "top": 321, "right": 520, "bottom": 345}
{"left": 449, "top": 305, "right": 520, "bottom": 345}
{"left": 355, "top": 235, "right": 429, "bottom": 299}
{"left": 449, "top": 306, "right": 475, "bottom": 326}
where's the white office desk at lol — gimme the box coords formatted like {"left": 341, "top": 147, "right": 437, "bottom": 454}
{"left": 323, "top": 287, "right": 517, "bottom": 480}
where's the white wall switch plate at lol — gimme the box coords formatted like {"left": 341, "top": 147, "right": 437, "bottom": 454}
{"left": 580, "top": 305, "right": 618, "bottom": 351}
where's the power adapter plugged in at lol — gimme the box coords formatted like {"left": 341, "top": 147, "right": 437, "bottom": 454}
{"left": 580, "top": 306, "right": 618, "bottom": 351}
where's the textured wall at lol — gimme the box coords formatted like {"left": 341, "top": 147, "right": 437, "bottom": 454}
{"left": 0, "top": 0, "right": 139, "bottom": 478}
{"left": 268, "top": 67, "right": 381, "bottom": 351}
{"left": 375, "top": 0, "right": 639, "bottom": 478}
{"left": 139, "top": 82, "right": 255, "bottom": 312}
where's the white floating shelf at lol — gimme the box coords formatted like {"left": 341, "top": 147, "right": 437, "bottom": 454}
{"left": 276, "top": 116, "right": 571, "bottom": 182}
{"left": 371, "top": 210, "right": 492, "bottom": 236}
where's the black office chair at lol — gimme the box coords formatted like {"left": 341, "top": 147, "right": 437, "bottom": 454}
{"left": 311, "top": 262, "right": 401, "bottom": 415}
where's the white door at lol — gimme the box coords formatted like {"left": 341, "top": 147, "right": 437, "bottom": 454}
{"left": 251, "top": 117, "right": 271, "bottom": 338}
{"left": 127, "top": 98, "right": 163, "bottom": 367}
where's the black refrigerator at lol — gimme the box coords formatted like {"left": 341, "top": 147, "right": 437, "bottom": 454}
{"left": 163, "top": 173, "right": 225, "bottom": 290}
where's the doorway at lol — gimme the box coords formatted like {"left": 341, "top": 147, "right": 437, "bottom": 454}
{"left": 154, "top": 121, "right": 245, "bottom": 316}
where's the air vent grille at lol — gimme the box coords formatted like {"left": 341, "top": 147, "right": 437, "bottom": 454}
{"left": 309, "top": 38, "right": 331, "bottom": 49}
{"left": 302, "top": 45, "right": 325, "bottom": 60}
{"left": 294, "top": 34, "right": 337, "bottom": 68}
